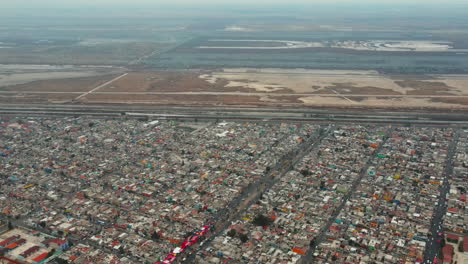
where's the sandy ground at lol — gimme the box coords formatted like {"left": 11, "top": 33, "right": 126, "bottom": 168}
{"left": 198, "top": 40, "right": 468, "bottom": 52}
{"left": 98, "top": 72, "right": 258, "bottom": 93}
{"left": 73, "top": 93, "right": 468, "bottom": 110}
{"left": 0, "top": 74, "right": 120, "bottom": 93}
{"left": 82, "top": 94, "right": 269, "bottom": 106}
{"left": 199, "top": 74, "right": 287, "bottom": 92}
{"left": 200, "top": 68, "right": 468, "bottom": 95}
{"left": 0, "top": 71, "right": 109, "bottom": 87}
{"left": 299, "top": 96, "right": 468, "bottom": 109}
{"left": 0, "top": 92, "right": 77, "bottom": 104}
{"left": 1, "top": 68, "right": 468, "bottom": 110}
{"left": 199, "top": 40, "right": 325, "bottom": 49}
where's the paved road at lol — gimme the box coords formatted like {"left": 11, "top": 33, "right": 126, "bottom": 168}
{"left": 1, "top": 109, "right": 468, "bottom": 127}
{"left": 299, "top": 127, "right": 392, "bottom": 264}
{"left": 422, "top": 130, "right": 459, "bottom": 264}
{"left": 1, "top": 104, "right": 467, "bottom": 122}
{"left": 180, "top": 126, "right": 331, "bottom": 263}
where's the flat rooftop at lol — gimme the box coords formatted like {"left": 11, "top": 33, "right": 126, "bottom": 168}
{"left": 0, "top": 228, "right": 57, "bottom": 264}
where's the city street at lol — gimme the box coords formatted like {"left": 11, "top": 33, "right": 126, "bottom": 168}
{"left": 422, "top": 131, "right": 459, "bottom": 263}
{"left": 181, "top": 127, "right": 331, "bottom": 263}
{"left": 300, "top": 128, "right": 392, "bottom": 264}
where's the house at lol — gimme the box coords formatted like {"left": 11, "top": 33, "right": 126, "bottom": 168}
{"left": 32, "top": 252, "right": 49, "bottom": 264}
{"left": 464, "top": 236, "right": 468, "bottom": 255}
{"left": 442, "top": 244, "right": 453, "bottom": 264}
{"left": 446, "top": 234, "right": 459, "bottom": 243}
{"left": 19, "top": 246, "right": 41, "bottom": 259}
{"left": 41, "top": 238, "right": 69, "bottom": 250}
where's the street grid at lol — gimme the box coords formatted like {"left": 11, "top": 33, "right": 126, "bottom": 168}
{"left": 0, "top": 116, "right": 464, "bottom": 264}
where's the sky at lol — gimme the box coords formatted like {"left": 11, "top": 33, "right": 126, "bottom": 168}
{"left": 4, "top": 0, "right": 468, "bottom": 8}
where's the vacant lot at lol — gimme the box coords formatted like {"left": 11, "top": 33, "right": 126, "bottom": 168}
{"left": 99, "top": 72, "right": 263, "bottom": 93}
{"left": 1, "top": 74, "right": 119, "bottom": 93}
{"left": 1, "top": 68, "right": 467, "bottom": 110}
{"left": 0, "top": 42, "right": 169, "bottom": 65}
{"left": 201, "top": 68, "right": 468, "bottom": 95}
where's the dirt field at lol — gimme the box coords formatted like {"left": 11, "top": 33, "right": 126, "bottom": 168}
{"left": 0, "top": 92, "right": 77, "bottom": 104}
{"left": 98, "top": 72, "right": 266, "bottom": 93}
{"left": 394, "top": 80, "right": 460, "bottom": 95}
{"left": 1, "top": 68, "right": 468, "bottom": 110}
{"left": 200, "top": 68, "right": 468, "bottom": 95}
{"left": 82, "top": 93, "right": 290, "bottom": 106}
{"left": 1, "top": 74, "right": 119, "bottom": 93}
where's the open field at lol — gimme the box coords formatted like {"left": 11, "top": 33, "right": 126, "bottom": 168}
{"left": 0, "top": 68, "right": 468, "bottom": 110}
{"left": 0, "top": 42, "right": 170, "bottom": 66}
{"left": 147, "top": 31, "right": 468, "bottom": 74}
{"left": 0, "top": 64, "right": 124, "bottom": 88}
{"left": 200, "top": 68, "right": 468, "bottom": 95}
{"left": 0, "top": 74, "right": 120, "bottom": 93}
{"left": 199, "top": 40, "right": 468, "bottom": 52}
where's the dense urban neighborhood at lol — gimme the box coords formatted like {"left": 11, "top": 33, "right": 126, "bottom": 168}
{"left": 0, "top": 117, "right": 466, "bottom": 264}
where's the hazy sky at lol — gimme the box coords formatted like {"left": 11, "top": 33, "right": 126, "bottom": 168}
{"left": 5, "top": 0, "right": 468, "bottom": 7}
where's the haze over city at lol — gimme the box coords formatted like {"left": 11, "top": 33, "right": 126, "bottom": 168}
{"left": 0, "top": 0, "right": 467, "bottom": 264}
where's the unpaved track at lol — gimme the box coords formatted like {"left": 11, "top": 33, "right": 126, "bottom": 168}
{"left": 1, "top": 90, "right": 467, "bottom": 98}
{"left": 74, "top": 72, "right": 128, "bottom": 101}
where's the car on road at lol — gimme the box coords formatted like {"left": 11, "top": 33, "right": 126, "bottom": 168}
{"left": 163, "top": 253, "right": 176, "bottom": 263}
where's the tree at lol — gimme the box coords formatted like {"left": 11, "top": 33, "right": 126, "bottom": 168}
{"left": 227, "top": 229, "right": 237, "bottom": 238}
{"left": 55, "top": 259, "right": 69, "bottom": 264}
{"left": 47, "top": 248, "right": 56, "bottom": 258}
{"left": 440, "top": 238, "right": 446, "bottom": 248}
{"left": 239, "top": 233, "right": 248, "bottom": 243}
{"left": 310, "top": 239, "right": 316, "bottom": 247}
{"left": 8, "top": 221, "right": 13, "bottom": 230}
{"left": 320, "top": 181, "right": 326, "bottom": 189}
{"left": 300, "top": 169, "right": 310, "bottom": 176}
{"left": 151, "top": 231, "right": 160, "bottom": 240}
{"left": 252, "top": 214, "right": 272, "bottom": 227}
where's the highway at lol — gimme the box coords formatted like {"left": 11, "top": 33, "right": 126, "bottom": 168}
{"left": 1, "top": 105, "right": 465, "bottom": 263}
{"left": 0, "top": 105, "right": 467, "bottom": 126}
{"left": 422, "top": 130, "right": 460, "bottom": 264}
